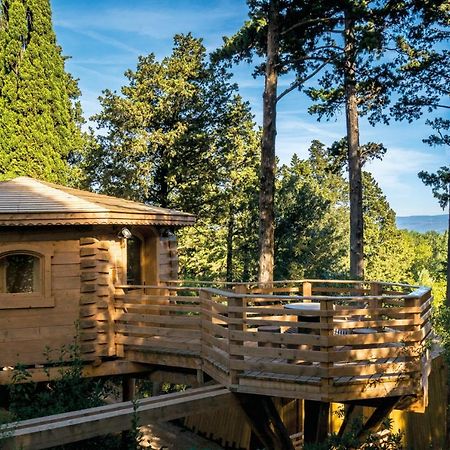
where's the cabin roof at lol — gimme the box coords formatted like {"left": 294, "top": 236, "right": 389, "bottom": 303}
{"left": 0, "top": 177, "right": 195, "bottom": 226}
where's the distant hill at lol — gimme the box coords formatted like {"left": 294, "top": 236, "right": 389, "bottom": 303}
{"left": 396, "top": 214, "right": 447, "bottom": 233}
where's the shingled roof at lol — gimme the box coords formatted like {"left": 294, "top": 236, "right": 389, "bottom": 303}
{"left": 0, "top": 177, "right": 195, "bottom": 227}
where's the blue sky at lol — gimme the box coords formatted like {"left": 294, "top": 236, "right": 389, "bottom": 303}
{"left": 52, "top": 0, "right": 449, "bottom": 216}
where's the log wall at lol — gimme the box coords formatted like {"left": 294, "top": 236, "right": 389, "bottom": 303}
{"left": 0, "top": 231, "right": 81, "bottom": 366}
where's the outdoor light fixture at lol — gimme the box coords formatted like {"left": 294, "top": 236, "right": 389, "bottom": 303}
{"left": 118, "top": 227, "right": 133, "bottom": 239}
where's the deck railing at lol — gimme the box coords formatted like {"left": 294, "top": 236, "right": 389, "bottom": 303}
{"left": 113, "top": 280, "right": 432, "bottom": 403}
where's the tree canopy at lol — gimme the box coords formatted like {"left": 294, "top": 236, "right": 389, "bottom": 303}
{"left": 0, "top": 0, "right": 84, "bottom": 183}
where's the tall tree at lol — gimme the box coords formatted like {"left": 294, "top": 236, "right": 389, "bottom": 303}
{"left": 215, "top": 0, "right": 338, "bottom": 283}
{"left": 306, "top": 1, "right": 408, "bottom": 279}
{"left": 259, "top": 0, "right": 280, "bottom": 284}
{"left": 0, "top": 0, "right": 84, "bottom": 183}
{"left": 178, "top": 95, "right": 260, "bottom": 282}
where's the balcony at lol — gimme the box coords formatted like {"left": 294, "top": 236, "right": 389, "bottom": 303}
{"left": 113, "top": 280, "right": 432, "bottom": 406}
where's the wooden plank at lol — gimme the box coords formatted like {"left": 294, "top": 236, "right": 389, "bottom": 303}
{"left": 114, "top": 312, "right": 201, "bottom": 327}
{"left": 229, "top": 330, "right": 323, "bottom": 346}
{"left": 230, "top": 359, "right": 326, "bottom": 378}
{"left": 115, "top": 323, "right": 201, "bottom": 339}
{"left": 116, "top": 335, "right": 200, "bottom": 352}
{"left": 0, "top": 361, "right": 150, "bottom": 385}
{"left": 125, "top": 349, "right": 201, "bottom": 370}
{"left": 0, "top": 325, "right": 75, "bottom": 343}
{"left": 52, "top": 252, "right": 80, "bottom": 265}
{"left": 229, "top": 344, "right": 327, "bottom": 362}
{"left": 115, "top": 302, "right": 200, "bottom": 313}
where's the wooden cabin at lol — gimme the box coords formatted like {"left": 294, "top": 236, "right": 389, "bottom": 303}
{"left": 0, "top": 176, "right": 194, "bottom": 368}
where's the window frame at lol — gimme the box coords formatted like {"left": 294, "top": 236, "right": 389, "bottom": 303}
{"left": 0, "top": 243, "right": 54, "bottom": 309}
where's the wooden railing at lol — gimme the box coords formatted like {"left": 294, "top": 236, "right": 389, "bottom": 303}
{"left": 113, "top": 280, "right": 432, "bottom": 403}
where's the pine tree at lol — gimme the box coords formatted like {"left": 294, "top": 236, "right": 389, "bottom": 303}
{"left": 0, "top": 0, "right": 84, "bottom": 183}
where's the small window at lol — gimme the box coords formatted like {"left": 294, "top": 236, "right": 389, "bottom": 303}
{"left": 0, "top": 253, "right": 41, "bottom": 293}
{"left": 0, "top": 245, "right": 54, "bottom": 309}
{"left": 127, "top": 236, "right": 142, "bottom": 285}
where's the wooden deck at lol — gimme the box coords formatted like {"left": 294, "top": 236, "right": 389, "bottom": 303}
{"left": 113, "top": 280, "right": 432, "bottom": 406}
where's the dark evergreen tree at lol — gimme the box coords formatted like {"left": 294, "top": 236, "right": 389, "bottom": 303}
{"left": 0, "top": 0, "right": 84, "bottom": 183}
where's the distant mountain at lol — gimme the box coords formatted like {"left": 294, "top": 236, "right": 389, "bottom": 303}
{"left": 396, "top": 214, "right": 448, "bottom": 233}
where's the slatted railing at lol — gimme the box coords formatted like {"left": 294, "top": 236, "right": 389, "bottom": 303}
{"left": 113, "top": 280, "right": 432, "bottom": 403}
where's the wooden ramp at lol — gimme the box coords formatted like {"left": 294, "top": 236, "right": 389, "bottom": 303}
{"left": 1, "top": 385, "right": 235, "bottom": 450}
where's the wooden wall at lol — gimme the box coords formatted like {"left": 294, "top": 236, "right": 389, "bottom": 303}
{"left": 0, "top": 230, "right": 81, "bottom": 367}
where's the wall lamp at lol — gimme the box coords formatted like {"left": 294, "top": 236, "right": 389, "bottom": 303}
{"left": 118, "top": 227, "right": 133, "bottom": 239}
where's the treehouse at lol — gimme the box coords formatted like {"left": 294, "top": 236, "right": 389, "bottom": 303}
{"left": 0, "top": 177, "right": 444, "bottom": 450}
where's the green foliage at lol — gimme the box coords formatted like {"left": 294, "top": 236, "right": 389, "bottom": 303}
{"left": 85, "top": 36, "right": 260, "bottom": 282}
{"left": 418, "top": 167, "right": 450, "bottom": 211}
{"left": 0, "top": 0, "right": 85, "bottom": 184}
{"left": 7, "top": 341, "right": 124, "bottom": 450}
{"left": 86, "top": 34, "right": 237, "bottom": 214}
{"left": 304, "top": 417, "right": 403, "bottom": 450}
{"left": 275, "top": 142, "right": 348, "bottom": 279}
{"left": 178, "top": 94, "right": 260, "bottom": 282}
{"left": 8, "top": 343, "right": 111, "bottom": 420}
{"left": 363, "top": 172, "right": 411, "bottom": 283}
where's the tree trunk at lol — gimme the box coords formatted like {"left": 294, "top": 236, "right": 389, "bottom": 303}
{"left": 226, "top": 206, "right": 234, "bottom": 282}
{"left": 259, "top": 0, "right": 279, "bottom": 284}
{"left": 446, "top": 201, "right": 450, "bottom": 306}
{"left": 344, "top": 11, "right": 364, "bottom": 280}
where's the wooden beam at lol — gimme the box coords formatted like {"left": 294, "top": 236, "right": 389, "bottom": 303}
{"left": 356, "top": 396, "right": 402, "bottom": 442}
{"left": 1, "top": 385, "right": 235, "bottom": 450}
{"left": 0, "top": 361, "right": 150, "bottom": 385}
{"left": 235, "top": 393, "right": 295, "bottom": 450}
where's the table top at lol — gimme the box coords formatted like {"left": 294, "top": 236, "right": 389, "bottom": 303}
{"left": 283, "top": 302, "right": 320, "bottom": 310}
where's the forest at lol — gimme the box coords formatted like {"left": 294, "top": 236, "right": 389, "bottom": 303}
{"left": 0, "top": 0, "right": 449, "bottom": 448}
{"left": 1, "top": 0, "right": 447, "bottom": 302}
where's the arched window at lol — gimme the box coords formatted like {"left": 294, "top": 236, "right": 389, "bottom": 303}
{"left": 0, "top": 253, "right": 41, "bottom": 293}
{"left": 127, "top": 236, "right": 142, "bottom": 285}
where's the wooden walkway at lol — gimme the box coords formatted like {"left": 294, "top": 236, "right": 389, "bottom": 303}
{"left": 1, "top": 385, "right": 235, "bottom": 450}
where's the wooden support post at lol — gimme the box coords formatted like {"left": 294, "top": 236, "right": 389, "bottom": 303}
{"left": 356, "top": 396, "right": 402, "bottom": 442}
{"left": 235, "top": 394, "right": 295, "bottom": 450}
{"left": 122, "top": 376, "right": 136, "bottom": 402}
{"left": 196, "top": 369, "right": 204, "bottom": 385}
{"left": 369, "top": 282, "right": 382, "bottom": 330}
{"left": 121, "top": 375, "right": 136, "bottom": 447}
{"left": 337, "top": 403, "right": 355, "bottom": 438}
{"left": 199, "top": 289, "right": 210, "bottom": 375}
{"left": 303, "top": 400, "right": 330, "bottom": 444}
{"left": 151, "top": 381, "right": 161, "bottom": 397}
{"left": 228, "top": 288, "right": 246, "bottom": 386}
{"left": 303, "top": 281, "right": 312, "bottom": 302}
{"left": 304, "top": 297, "right": 332, "bottom": 444}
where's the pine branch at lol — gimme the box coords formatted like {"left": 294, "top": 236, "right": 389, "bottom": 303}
{"left": 277, "top": 59, "right": 332, "bottom": 103}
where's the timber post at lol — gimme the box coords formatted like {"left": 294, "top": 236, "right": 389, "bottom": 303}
{"left": 228, "top": 287, "right": 246, "bottom": 386}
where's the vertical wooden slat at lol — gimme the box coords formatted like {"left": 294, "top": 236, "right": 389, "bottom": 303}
{"left": 228, "top": 292, "right": 245, "bottom": 386}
